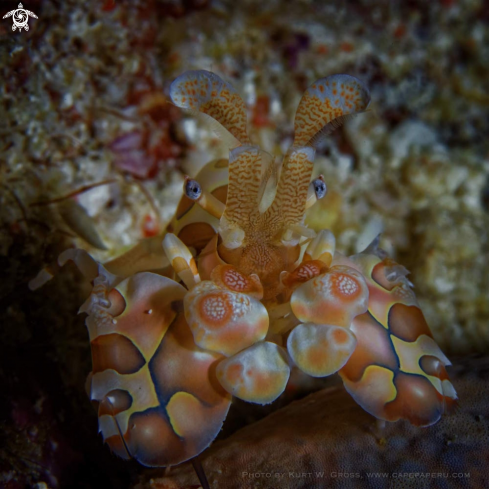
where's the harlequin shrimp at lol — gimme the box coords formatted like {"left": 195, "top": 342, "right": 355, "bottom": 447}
{"left": 30, "top": 70, "right": 457, "bottom": 469}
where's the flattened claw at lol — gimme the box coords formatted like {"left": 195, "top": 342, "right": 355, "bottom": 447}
{"left": 348, "top": 254, "right": 418, "bottom": 326}
{"left": 184, "top": 281, "right": 269, "bottom": 356}
{"left": 86, "top": 269, "right": 231, "bottom": 467}
{"left": 291, "top": 265, "right": 369, "bottom": 327}
{"left": 102, "top": 273, "right": 187, "bottom": 358}
{"left": 122, "top": 314, "right": 230, "bottom": 467}
{"left": 340, "top": 251, "right": 457, "bottom": 427}
{"left": 341, "top": 364, "right": 397, "bottom": 420}
{"left": 216, "top": 341, "right": 290, "bottom": 404}
{"left": 342, "top": 364, "right": 454, "bottom": 427}
{"left": 287, "top": 323, "right": 357, "bottom": 377}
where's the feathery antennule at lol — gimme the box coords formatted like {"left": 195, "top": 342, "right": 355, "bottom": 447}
{"left": 266, "top": 146, "right": 315, "bottom": 228}
{"left": 225, "top": 145, "right": 266, "bottom": 223}
{"left": 179, "top": 107, "right": 242, "bottom": 150}
{"left": 293, "top": 74, "right": 370, "bottom": 148}
{"left": 170, "top": 70, "right": 250, "bottom": 146}
{"left": 219, "top": 145, "right": 273, "bottom": 248}
{"left": 307, "top": 113, "right": 360, "bottom": 148}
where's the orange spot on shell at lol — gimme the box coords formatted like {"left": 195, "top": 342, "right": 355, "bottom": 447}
{"left": 330, "top": 273, "right": 361, "bottom": 300}
{"left": 307, "top": 345, "right": 328, "bottom": 369}
{"left": 250, "top": 371, "right": 273, "bottom": 394}
{"left": 198, "top": 293, "right": 232, "bottom": 327}
{"left": 222, "top": 267, "right": 250, "bottom": 291}
{"left": 332, "top": 328, "right": 349, "bottom": 344}
{"left": 226, "top": 363, "right": 243, "bottom": 383}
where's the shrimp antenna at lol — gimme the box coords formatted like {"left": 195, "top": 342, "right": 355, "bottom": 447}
{"left": 191, "top": 456, "right": 210, "bottom": 489}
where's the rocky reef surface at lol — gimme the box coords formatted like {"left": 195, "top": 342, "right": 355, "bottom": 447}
{"left": 0, "top": 0, "right": 488, "bottom": 487}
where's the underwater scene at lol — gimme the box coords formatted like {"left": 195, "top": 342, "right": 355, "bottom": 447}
{"left": 0, "top": 0, "right": 488, "bottom": 487}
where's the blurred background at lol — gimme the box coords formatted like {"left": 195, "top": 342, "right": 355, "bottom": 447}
{"left": 0, "top": 0, "right": 488, "bottom": 487}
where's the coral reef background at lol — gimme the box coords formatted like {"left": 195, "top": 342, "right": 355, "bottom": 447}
{"left": 0, "top": 0, "right": 488, "bottom": 487}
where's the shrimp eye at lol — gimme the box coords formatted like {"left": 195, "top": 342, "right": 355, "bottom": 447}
{"left": 313, "top": 179, "right": 327, "bottom": 200}
{"left": 185, "top": 179, "right": 202, "bottom": 200}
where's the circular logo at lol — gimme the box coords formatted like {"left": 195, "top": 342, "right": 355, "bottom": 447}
{"left": 3, "top": 3, "right": 38, "bottom": 32}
